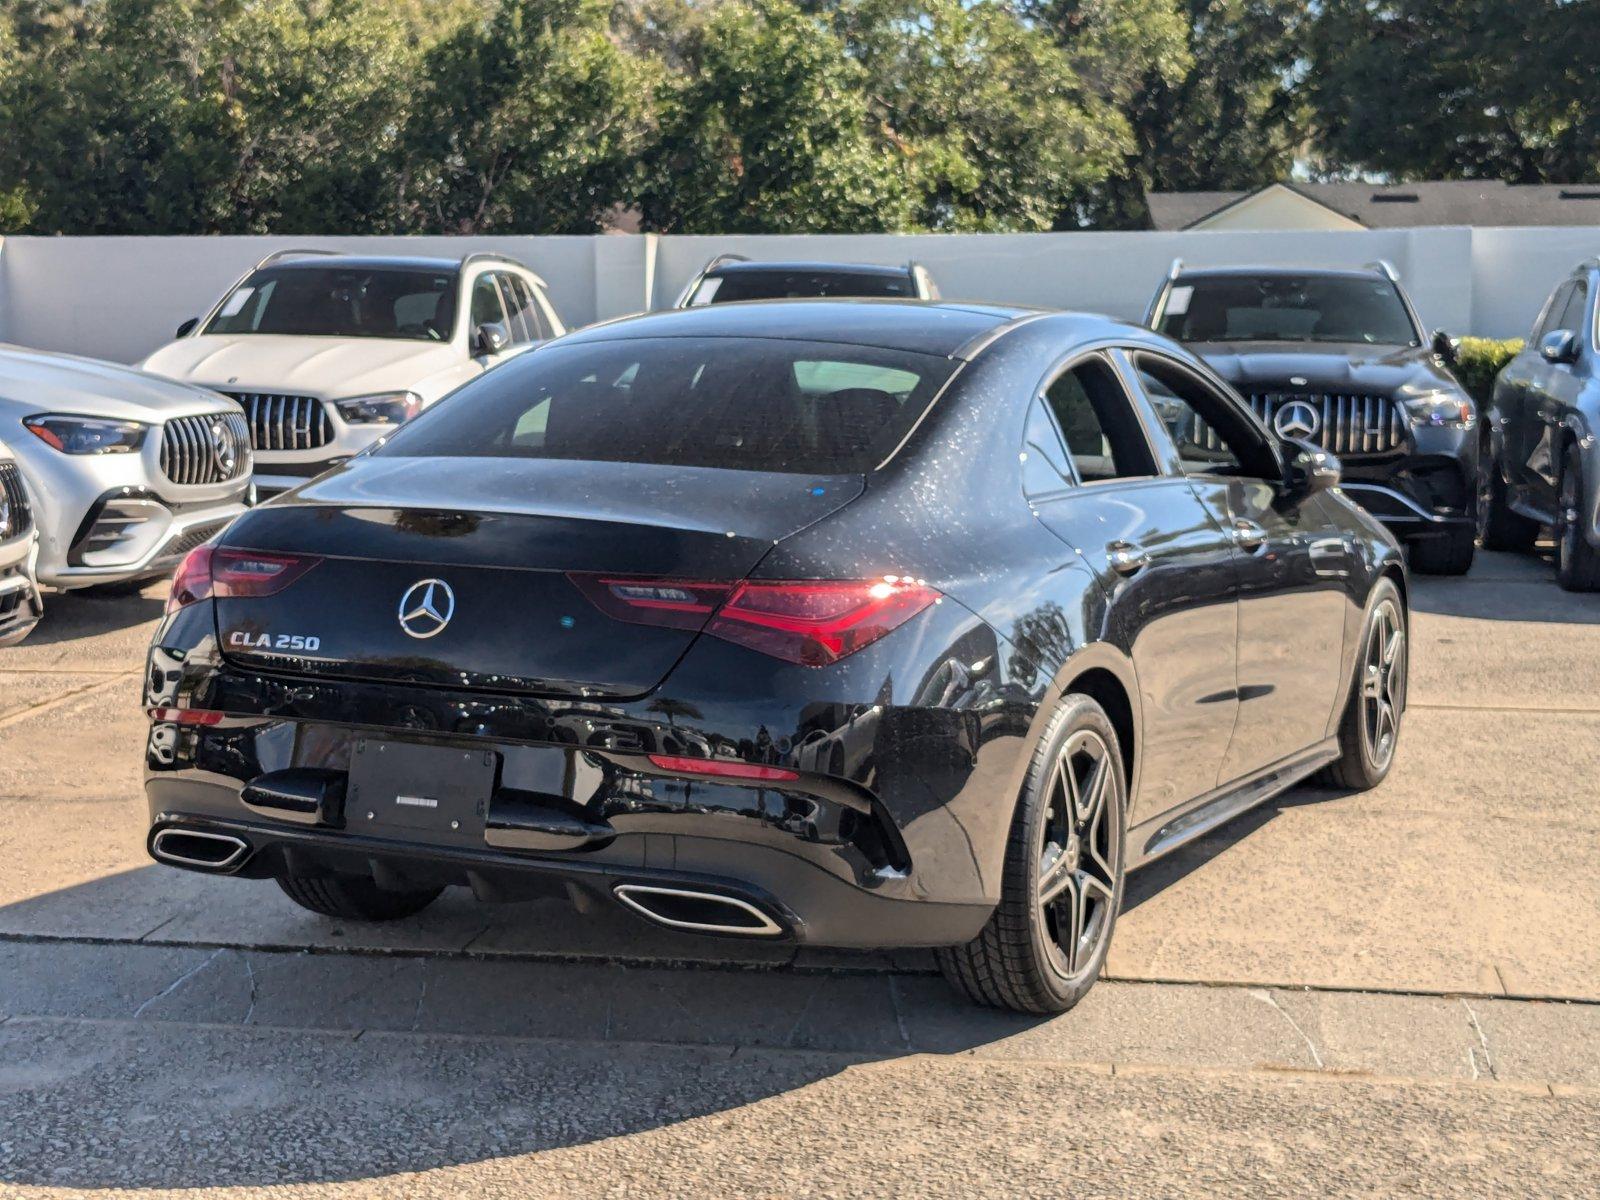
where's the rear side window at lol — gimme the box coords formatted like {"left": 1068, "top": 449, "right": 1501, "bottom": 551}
{"left": 378, "top": 337, "right": 957, "bottom": 474}
{"left": 1041, "top": 357, "right": 1157, "bottom": 483}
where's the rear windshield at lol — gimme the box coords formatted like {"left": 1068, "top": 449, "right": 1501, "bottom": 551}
{"left": 203, "top": 267, "right": 458, "bottom": 341}
{"left": 1158, "top": 275, "right": 1419, "bottom": 346}
{"left": 376, "top": 337, "right": 955, "bottom": 474}
{"left": 690, "top": 271, "right": 914, "bottom": 304}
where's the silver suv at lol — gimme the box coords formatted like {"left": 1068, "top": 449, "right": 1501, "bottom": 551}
{"left": 0, "top": 345, "right": 251, "bottom": 592}
{"left": 0, "top": 436, "right": 42, "bottom": 644}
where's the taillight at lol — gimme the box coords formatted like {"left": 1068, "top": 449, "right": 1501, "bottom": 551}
{"left": 646, "top": 754, "right": 799, "bottom": 783}
{"left": 569, "top": 574, "right": 940, "bottom": 666}
{"left": 166, "top": 545, "right": 321, "bottom": 613}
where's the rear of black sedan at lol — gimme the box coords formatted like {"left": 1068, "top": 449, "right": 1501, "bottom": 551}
{"left": 144, "top": 303, "right": 1046, "bottom": 957}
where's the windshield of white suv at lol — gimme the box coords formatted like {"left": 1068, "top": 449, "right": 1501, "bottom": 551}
{"left": 1159, "top": 275, "right": 1420, "bottom": 346}
{"left": 202, "top": 267, "right": 459, "bottom": 341}
{"left": 690, "top": 271, "right": 915, "bottom": 304}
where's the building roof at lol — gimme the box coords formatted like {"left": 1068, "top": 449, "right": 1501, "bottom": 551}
{"left": 1148, "top": 181, "right": 1600, "bottom": 230}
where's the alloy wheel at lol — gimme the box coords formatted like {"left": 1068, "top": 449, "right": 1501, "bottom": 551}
{"left": 1360, "top": 600, "right": 1406, "bottom": 771}
{"left": 1037, "top": 729, "right": 1120, "bottom": 979}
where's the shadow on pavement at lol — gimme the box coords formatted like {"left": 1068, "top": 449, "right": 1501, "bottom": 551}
{"left": 24, "top": 587, "right": 167, "bottom": 646}
{"left": 1406, "top": 546, "right": 1600, "bottom": 624}
{"left": 0, "top": 864, "right": 1054, "bottom": 1191}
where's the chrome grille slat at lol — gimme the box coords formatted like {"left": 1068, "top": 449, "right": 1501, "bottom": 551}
{"left": 1245, "top": 390, "right": 1402, "bottom": 456}
{"left": 219, "top": 391, "right": 330, "bottom": 452}
{"left": 0, "top": 463, "right": 32, "bottom": 539}
{"left": 159, "top": 413, "right": 250, "bottom": 486}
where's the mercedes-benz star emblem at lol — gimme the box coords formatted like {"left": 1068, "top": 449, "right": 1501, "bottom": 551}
{"left": 398, "top": 579, "right": 455, "bottom": 640}
{"left": 1273, "top": 399, "right": 1322, "bottom": 441}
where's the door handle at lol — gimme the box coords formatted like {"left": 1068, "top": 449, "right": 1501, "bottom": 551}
{"left": 1232, "top": 519, "right": 1268, "bottom": 551}
{"left": 1106, "top": 540, "right": 1150, "bottom": 577}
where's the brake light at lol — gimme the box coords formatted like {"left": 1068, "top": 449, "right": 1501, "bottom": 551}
{"left": 646, "top": 755, "right": 799, "bottom": 783}
{"left": 166, "top": 545, "right": 321, "bottom": 613}
{"left": 569, "top": 574, "right": 940, "bottom": 666}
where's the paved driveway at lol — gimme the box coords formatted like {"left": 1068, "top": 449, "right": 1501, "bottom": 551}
{"left": 0, "top": 549, "right": 1596, "bottom": 1195}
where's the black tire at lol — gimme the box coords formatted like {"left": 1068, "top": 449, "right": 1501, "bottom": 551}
{"left": 937, "top": 693, "right": 1126, "bottom": 1014}
{"left": 276, "top": 873, "right": 442, "bottom": 921}
{"left": 1409, "top": 527, "right": 1475, "bottom": 575}
{"left": 1555, "top": 444, "right": 1600, "bottom": 593}
{"left": 1478, "top": 444, "right": 1539, "bottom": 553}
{"left": 1320, "top": 578, "right": 1407, "bottom": 791}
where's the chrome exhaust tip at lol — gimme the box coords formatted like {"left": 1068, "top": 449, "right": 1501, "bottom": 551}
{"left": 613, "top": 884, "right": 784, "bottom": 937}
{"left": 150, "top": 828, "right": 250, "bottom": 873}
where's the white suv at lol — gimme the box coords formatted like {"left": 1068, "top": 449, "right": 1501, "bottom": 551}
{"left": 142, "top": 250, "right": 566, "bottom": 496}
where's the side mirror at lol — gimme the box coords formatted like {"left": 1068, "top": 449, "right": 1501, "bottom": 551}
{"left": 1431, "top": 329, "right": 1460, "bottom": 365}
{"left": 474, "top": 322, "right": 510, "bottom": 356}
{"left": 175, "top": 317, "right": 198, "bottom": 338}
{"left": 1282, "top": 439, "right": 1341, "bottom": 500}
{"left": 1540, "top": 329, "right": 1580, "bottom": 365}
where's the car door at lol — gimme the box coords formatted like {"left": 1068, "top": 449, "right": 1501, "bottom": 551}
{"left": 1530, "top": 278, "right": 1591, "bottom": 503}
{"left": 1501, "top": 281, "right": 1572, "bottom": 509}
{"left": 1120, "top": 348, "right": 1349, "bottom": 786}
{"left": 1023, "top": 351, "right": 1241, "bottom": 825}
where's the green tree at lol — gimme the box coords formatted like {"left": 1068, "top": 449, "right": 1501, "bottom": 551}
{"left": 820, "top": 0, "right": 1128, "bottom": 231}
{"left": 0, "top": 0, "right": 418, "bottom": 234}
{"left": 397, "top": 0, "right": 655, "bottom": 234}
{"left": 637, "top": 0, "right": 911, "bottom": 233}
{"left": 1309, "top": 0, "right": 1600, "bottom": 183}
{"left": 1120, "top": 0, "right": 1307, "bottom": 221}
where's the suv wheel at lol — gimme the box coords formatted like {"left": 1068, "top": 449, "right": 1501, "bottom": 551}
{"left": 1478, "top": 440, "right": 1539, "bottom": 553}
{"left": 937, "top": 694, "right": 1125, "bottom": 1014}
{"left": 1409, "top": 528, "right": 1475, "bottom": 575}
{"left": 1555, "top": 444, "right": 1600, "bottom": 592}
{"left": 1320, "top": 578, "right": 1406, "bottom": 791}
{"left": 276, "top": 873, "right": 442, "bottom": 921}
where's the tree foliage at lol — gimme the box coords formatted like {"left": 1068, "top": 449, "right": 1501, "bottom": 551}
{"left": 2, "top": 0, "right": 1596, "bottom": 236}
{"left": 1309, "top": 0, "right": 1600, "bottom": 183}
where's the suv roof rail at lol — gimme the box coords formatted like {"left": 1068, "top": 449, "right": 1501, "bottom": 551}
{"left": 1365, "top": 259, "right": 1401, "bottom": 283}
{"left": 1166, "top": 257, "right": 1185, "bottom": 281}
{"left": 703, "top": 253, "right": 750, "bottom": 272}
{"left": 254, "top": 247, "right": 341, "bottom": 270}
{"left": 459, "top": 250, "right": 530, "bottom": 271}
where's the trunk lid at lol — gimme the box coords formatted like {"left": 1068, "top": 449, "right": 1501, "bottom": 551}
{"left": 214, "top": 457, "right": 862, "bottom": 698}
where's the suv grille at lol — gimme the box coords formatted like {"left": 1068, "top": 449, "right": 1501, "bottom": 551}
{"left": 160, "top": 412, "right": 251, "bottom": 486}
{"left": 0, "top": 462, "right": 31, "bottom": 541}
{"left": 222, "top": 392, "right": 333, "bottom": 452}
{"left": 1243, "top": 392, "right": 1406, "bottom": 456}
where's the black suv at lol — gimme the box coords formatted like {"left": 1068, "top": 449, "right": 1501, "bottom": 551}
{"left": 1484, "top": 258, "right": 1600, "bottom": 590}
{"left": 673, "top": 255, "right": 941, "bottom": 307}
{"left": 1147, "top": 262, "right": 1479, "bottom": 574}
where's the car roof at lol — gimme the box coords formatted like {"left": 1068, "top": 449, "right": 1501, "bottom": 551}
{"left": 1173, "top": 265, "right": 1392, "bottom": 283}
{"left": 564, "top": 299, "right": 1038, "bottom": 358}
{"left": 260, "top": 255, "right": 472, "bottom": 273}
{"left": 706, "top": 260, "right": 913, "bottom": 279}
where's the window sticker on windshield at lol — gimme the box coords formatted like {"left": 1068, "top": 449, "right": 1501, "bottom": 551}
{"left": 1165, "top": 286, "right": 1193, "bottom": 317}
{"left": 219, "top": 287, "right": 254, "bottom": 317}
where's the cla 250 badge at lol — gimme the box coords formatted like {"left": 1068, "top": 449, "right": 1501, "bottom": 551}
{"left": 229, "top": 631, "right": 321, "bottom": 652}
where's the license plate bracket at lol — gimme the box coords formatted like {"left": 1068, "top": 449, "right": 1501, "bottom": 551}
{"left": 347, "top": 740, "right": 497, "bottom": 844}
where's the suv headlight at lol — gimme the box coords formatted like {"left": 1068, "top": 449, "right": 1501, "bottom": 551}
{"left": 1397, "top": 388, "right": 1473, "bottom": 427}
{"left": 23, "top": 414, "right": 149, "bottom": 454}
{"left": 334, "top": 392, "right": 423, "bottom": 425}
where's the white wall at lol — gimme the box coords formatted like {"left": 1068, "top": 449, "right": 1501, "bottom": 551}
{"left": 2, "top": 225, "right": 1595, "bottom": 364}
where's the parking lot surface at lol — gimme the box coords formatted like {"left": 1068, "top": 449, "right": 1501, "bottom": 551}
{"left": 1, "top": 549, "right": 1597, "bottom": 1195}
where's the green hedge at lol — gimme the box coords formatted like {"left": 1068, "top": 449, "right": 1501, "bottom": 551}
{"left": 1454, "top": 337, "right": 1524, "bottom": 405}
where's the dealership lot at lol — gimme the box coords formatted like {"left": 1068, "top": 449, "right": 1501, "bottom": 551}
{"left": 1, "top": 548, "right": 1598, "bottom": 1193}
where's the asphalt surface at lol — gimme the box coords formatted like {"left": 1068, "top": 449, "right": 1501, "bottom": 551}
{"left": 0, "top": 548, "right": 1597, "bottom": 1196}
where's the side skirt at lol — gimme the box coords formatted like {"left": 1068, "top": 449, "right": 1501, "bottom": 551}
{"left": 1125, "top": 739, "right": 1341, "bottom": 872}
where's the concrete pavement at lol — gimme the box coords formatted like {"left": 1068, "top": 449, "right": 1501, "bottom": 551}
{"left": 0, "top": 548, "right": 1597, "bottom": 1195}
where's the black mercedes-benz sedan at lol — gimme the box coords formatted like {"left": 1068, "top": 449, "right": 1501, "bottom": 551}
{"left": 1147, "top": 262, "right": 1480, "bottom": 575}
{"left": 143, "top": 301, "right": 1408, "bottom": 1014}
